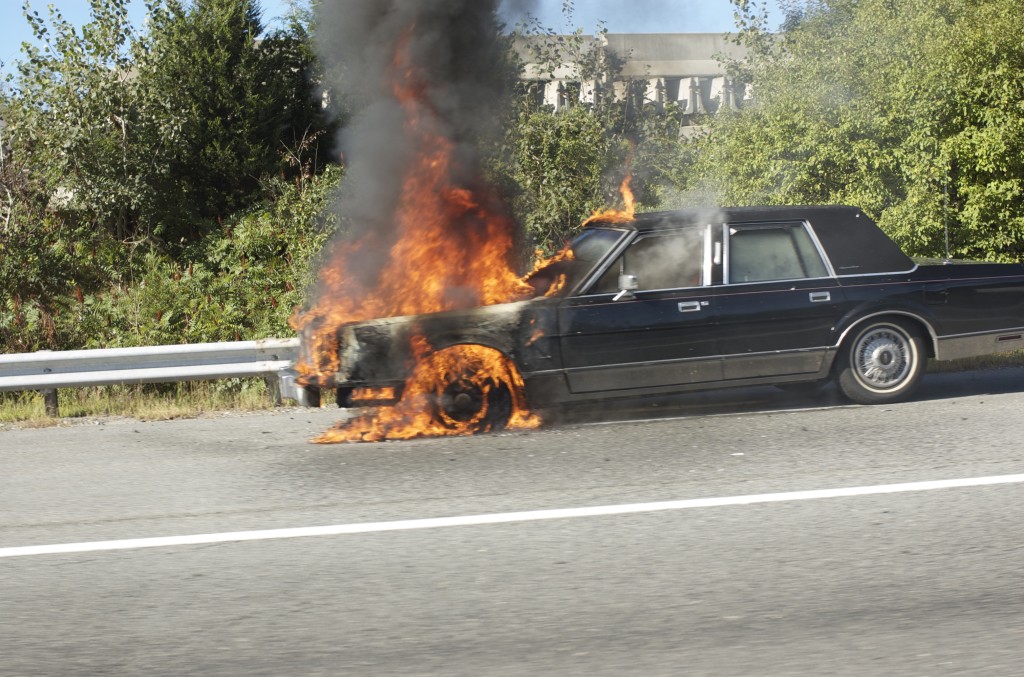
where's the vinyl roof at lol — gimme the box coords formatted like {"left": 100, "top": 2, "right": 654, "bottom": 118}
{"left": 588, "top": 206, "right": 915, "bottom": 275}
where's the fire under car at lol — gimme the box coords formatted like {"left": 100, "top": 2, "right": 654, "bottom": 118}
{"left": 291, "top": 205, "right": 1024, "bottom": 434}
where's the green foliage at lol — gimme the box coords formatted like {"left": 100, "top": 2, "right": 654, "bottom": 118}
{"left": 141, "top": 0, "right": 335, "bottom": 242}
{"left": 692, "top": 0, "right": 1024, "bottom": 261}
{"left": 1, "top": 0, "right": 338, "bottom": 355}
{"left": 1, "top": 163, "right": 341, "bottom": 352}
{"left": 0, "top": 0, "right": 153, "bottom": 333}
{"left": 3, "top": 0, "right": 334, "bottom": 246}
{"left": 501, "top": 8, "right": 696, "bottom": 251}
{"left": 7, "top": 0, "right": 165, "bottom": 241}
{"left": 507, "top": 105, "right": 620, "bottom": 248}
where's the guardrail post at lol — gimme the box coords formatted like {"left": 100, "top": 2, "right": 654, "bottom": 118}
{"left": 265, "top": 375, "right": 282, "bottom": 407}
{"left": 42, "top": 389, "right": 60, "bottom": 417}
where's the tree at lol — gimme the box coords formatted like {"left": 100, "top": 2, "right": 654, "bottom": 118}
{"left": 508, "top": 104, "right": 620, "bottom": 248}
{"left": 1, "top": 0, "right": 337, "bottom": 352}
{"left": 6, "top": 0, "right": 161, "bottom": 241}
{"left": 0, "top": 1, "right": 147, "bottom": 352}
{"left": 140, "top": 0, "right": 335, "bottom": 243}
{"left": 502, "top": 10, "right": 696, "bottom": 251}
{"left": 690, "top": 0, "right": 1024, "bottom": 261}
{"left": 3, "top": 0, "right": 334, "bottom": 247}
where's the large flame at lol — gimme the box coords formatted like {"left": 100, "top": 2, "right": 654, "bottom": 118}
{"left": 315, "top": 338, "right": 540, "bottom": 443}
{"left": 291, "top": 34, "right": 536, "bottom": 379}
{"left": 290, "top": 31, "right": 566, "bottom": 442}
{"left": 291, "top": 30, "right": 634, "bottom": 443}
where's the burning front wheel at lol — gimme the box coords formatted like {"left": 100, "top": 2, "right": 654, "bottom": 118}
{"left": 835, "top": 319, "right": 926, "bottom": 404}
{"left": 423, "top": 344, "right": 523, "bottom": 434}
{"left": 314, "top": 342, "right": 540, "bottom": 443}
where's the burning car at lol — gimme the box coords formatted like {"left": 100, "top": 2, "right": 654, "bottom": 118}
{"left": 291, "top": 205, "right": 1024, "bottom": 441}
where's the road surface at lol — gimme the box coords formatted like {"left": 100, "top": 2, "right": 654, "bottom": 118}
{"left": 2, "top": 369, "right": 1023, "bottom": 675}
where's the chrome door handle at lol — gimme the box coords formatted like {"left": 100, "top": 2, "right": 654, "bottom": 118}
{"left": 678, "top": 301, "right": 704, "bottom": 313}
{"left": 809, "top": 292, "right": 831, "bottom": 303}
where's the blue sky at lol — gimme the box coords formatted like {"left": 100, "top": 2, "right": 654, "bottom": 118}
{"left": 2, "top": 0, "right": 780, "bottom": 77}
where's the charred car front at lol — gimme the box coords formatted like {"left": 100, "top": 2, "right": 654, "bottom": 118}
{"left": 296, "top": 206, "right": 1024, "bottom": 426}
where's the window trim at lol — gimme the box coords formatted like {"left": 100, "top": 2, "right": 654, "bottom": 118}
{"left": 577, "top": 225, "right": 711, "bottom": 297}
{"left": 573, "top": 229, "right": 636, "bottom": 297}
{"left": 723, "top": 220, "right": 836, "bottom": 286}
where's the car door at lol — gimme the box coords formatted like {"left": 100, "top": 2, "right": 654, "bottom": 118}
{"left": 713, "top": 221, "right": 849, "bottom": 380}
{"left": 557, "top": 226, "right": 724, "bottom": 394}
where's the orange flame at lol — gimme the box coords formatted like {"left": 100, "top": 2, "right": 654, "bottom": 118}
{"left": 315, "top": 338, "right": 540, "bottom": 443}
{"left": 290, "top": 28, "right": 563, "bottom": 442}
{"left": 291, "top": 29, "right": 637, "bottom": 443}
{"left": 583, "top": 173, "right": 636, "bottom": 226}
{"left": 350, "top": 387, "right": 398, "bottom": 404}
{"left": 290, "top": 33, "right": 536, "bottom": 385}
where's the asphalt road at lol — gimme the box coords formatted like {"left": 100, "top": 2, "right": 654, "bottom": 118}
{"left": 2, "top": 368, "right": 1024, "bottom": 676}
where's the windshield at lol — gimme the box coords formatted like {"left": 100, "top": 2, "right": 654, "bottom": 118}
{"left": 526, "top": 228, "right": 628, "bottom": 296}
{"left": 567, "top": 228, "right": 626, "bottom": 264}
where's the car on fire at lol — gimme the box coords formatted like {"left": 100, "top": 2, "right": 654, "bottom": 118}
{"left": 294, "top": 205, "right": 1024, "bottom": 432}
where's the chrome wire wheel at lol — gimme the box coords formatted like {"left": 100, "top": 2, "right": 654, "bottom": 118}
{"left": 836, "top": 319, "right": 926, "bottom": 404}
{"left": 852, "top": 326, "right": 913, "bottom": 390}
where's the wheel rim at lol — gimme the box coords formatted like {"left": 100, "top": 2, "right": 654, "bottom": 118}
{"left": 439, "top": 378, "right": 489, "bottom": 423}
{"left": 421, "top": 345, "right": 518, "bottom": 434}
{"left": 852, "top": 325, "right": 914, "bottom": 391}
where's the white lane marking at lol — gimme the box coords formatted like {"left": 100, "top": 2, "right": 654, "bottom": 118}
{"left": 2, "top": 474, "right": 1022, "bottom": 559}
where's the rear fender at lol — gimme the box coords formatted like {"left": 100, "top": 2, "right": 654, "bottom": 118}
{"left": 833, "top": 308, "right": 939, "bottom": 358}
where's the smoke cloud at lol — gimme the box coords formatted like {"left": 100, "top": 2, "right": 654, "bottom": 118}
{"left": 498, "top": 0, "right": 541, "bottom": 24}
{"left": 313, "top": 0, "right": 518, "bottom": 285}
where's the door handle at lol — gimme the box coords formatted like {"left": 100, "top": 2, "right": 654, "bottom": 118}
{"left": 809, "top": 292, "right": 831, "bottom": 303}
{"left": 678, "top": 301, "right": 705, "bottom": 313}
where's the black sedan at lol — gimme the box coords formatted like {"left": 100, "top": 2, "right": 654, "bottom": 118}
{"left": 299, "top": 206, "right": 1024, "bottom": 430}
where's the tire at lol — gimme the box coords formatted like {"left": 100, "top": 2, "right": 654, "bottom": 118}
{"left": 336, "top": 387, "right": 354, "bottom": 408}
{"left": 835, "top": 319, "right": 926, "bottom": 405}
{"left": 422, "top": 345, "right": 517, "bottom": 434}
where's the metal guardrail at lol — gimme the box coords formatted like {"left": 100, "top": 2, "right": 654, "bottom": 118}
{"left": 0, "top": 339, "right": 305, "bottom": 416}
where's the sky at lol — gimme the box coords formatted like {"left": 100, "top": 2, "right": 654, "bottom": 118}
{"left": 1, "top": 0, "right": 781, "bottom": 77}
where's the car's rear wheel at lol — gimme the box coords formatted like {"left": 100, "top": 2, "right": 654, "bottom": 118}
{"left": 836, "top": 319, "right": 926, "bottom": 404}
{"left": 425, "top": 345, "right": 515, "bottom": 434}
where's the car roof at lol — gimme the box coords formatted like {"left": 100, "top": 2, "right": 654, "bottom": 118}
{"left": 584, "top": 205, "right": 863, "bottom": 233}
{"left": 585, "top": 205, "right": 915, "bottom": 275}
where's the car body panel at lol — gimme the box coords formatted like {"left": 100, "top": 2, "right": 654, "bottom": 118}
{"left": 714, "top": 279, "right": 848, "bottom": 380}
{"left": 558, "top": 287, "right": 723, "bottom": 393}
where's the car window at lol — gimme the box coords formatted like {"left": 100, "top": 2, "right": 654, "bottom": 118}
{"left": 591, "top": 230, "right": 705, "bottom": 293}
{"left": 569, "top": 228, "right": 624, "bottom": 264}
{"left": 727, "top": 223, "right": 829, "bottom": 283}
{"left": 527, "top": 228, "right": 626, "bottom": 296}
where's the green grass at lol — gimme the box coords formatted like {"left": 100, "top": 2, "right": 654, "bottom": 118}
{"left": 0, "top": 379, "right": 288, "bottom": 428}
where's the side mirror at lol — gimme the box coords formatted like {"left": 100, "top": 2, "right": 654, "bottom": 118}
{"left": 612, "top": 273, "right": 639, "bottom": 302}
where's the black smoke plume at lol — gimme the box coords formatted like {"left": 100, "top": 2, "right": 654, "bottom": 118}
{"left": 313, "top": 1, "right": 520, "bottom": 283}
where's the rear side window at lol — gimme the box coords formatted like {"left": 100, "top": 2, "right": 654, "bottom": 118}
{"left": 727, "top": 223, "right": 829, "bottom": 283}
